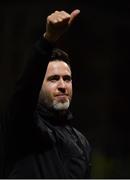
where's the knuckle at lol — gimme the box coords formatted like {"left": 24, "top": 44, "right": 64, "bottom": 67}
{"left": 55, "top": 10, "right": 59, "bottom": 13}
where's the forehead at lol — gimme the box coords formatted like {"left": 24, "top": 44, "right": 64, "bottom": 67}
{"left": 46, "top": 61, "right": 71, "bottom": 76}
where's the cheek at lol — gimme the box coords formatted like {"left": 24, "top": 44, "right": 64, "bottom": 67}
{"left": 41, "top": 84, "right": 56, "bottom": 103}
{"left": 67, "top": 84, "right": 73, "bottom": 96}
{"left": 45, "top": 83, "right": 57, "bottom": 95}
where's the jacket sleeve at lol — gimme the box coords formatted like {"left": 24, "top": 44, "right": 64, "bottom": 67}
{"left": 2, "top": 37, "right": 54, "bottom": 137}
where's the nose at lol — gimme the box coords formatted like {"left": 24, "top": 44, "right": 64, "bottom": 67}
{"left": 58, "top": 79, "right": 66, "bottom": 92}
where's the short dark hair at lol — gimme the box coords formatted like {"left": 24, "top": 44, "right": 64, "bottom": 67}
{"left": 50, "top": 48, "right": 71, "bottom": 68}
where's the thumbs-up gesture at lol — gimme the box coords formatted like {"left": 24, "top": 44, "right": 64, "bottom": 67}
{"left": 44, "top": 9, "right": 80, "bottom": 42}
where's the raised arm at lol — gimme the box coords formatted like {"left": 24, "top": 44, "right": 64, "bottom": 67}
{"left": 4, "top": 9, "right": 80, "bottom": 129}
{"left": 0, "top": 9, "right": 80, "bottom": 178}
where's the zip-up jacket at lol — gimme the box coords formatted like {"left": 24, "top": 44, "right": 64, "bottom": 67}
{"left": 0, "top": 38, "right": 91, "bottom": 178}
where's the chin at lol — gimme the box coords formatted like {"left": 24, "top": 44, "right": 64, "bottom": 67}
{"left": 53, "top": 100, "right": 70, "bottom": 110}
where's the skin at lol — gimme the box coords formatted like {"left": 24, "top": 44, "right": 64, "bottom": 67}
{"left": 39, "top": 9, "right": 80, "bottom": 110}
{"left": 39, "top": 60, "right": 72, "bottom": 111}
{"left": 44, "top": 9, "right": 80, "bottom": 42}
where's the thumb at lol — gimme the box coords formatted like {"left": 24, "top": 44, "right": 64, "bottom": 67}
{"left": 68, "top": 9, "right": 80, "bottom": 25}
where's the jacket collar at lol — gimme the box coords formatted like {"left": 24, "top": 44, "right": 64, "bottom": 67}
{"left": 36, "top": 103, "right": 73, "bottom": 127}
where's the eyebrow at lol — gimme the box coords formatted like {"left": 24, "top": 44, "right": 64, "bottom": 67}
{"left": 47, "top": 74, "right": 72, "bottom": 81}
{"left": 47, "top": 75, "right": 59, "bottom": 81}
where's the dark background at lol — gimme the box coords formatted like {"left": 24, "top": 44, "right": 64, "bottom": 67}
{"left": 0, "top": 0, "right": 130, "bottom": 178}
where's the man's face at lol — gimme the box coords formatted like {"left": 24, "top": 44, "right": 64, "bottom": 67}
{"left": 40, "top": 60, "right": 72, "bottom": 111}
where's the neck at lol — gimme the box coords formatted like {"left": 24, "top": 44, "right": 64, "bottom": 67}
{"left": 36, "top": 102, "right": 72, "bottom": 126}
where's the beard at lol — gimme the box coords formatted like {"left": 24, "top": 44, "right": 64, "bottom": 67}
{"left": 39, "top": 90, "right": 71, "bottom": 111}
{"left": 52, "top": 99, "right": 70, "bottom": 110}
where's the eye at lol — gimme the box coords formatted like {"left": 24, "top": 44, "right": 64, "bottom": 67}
{"left": 47, "top": 75, "right": 60, "bottom": 82}
{"left": 63, "top": 75, "right": 72, "bottom": 82}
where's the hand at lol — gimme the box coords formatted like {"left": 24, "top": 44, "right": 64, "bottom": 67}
{"left": 43, "top": 9, "right": 80, "bottom": 43}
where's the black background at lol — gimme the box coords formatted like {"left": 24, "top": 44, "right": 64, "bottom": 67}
{"left": 0, "top": 0, "right": 130, "bottom": 178}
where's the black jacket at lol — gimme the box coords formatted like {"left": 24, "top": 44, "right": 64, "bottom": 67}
{"left": 0, "top": 38, "right": 91, "bottom": 178}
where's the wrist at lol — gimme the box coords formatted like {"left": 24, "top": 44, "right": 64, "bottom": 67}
{"left": 43, "top": 32, "right": 57, "bottom": 43}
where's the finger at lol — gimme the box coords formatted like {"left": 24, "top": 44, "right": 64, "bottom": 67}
{"left": 54, "top": 11, "right": 70, "bottom": 23}
{"left": 60, "top": 11, "right": 71, "bottom": 19}
{"left": 68, "top": 9, "right": 80, "bottom": 25}
{"left": 48, "top": 11, "right": 70, "bottom": 24}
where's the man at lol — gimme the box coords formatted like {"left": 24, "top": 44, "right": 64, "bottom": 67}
{"left": 0, "top": 9, "right": 91, "bottom": 178}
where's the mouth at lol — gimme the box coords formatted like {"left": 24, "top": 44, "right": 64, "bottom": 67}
{"left": 55, "top": 94, "right": 69, "bottom": 102}
{"left": 55, "top": 93, "right": 68, "bottom": 97}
